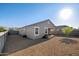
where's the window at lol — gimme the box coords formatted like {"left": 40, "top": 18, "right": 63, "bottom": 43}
{"left": 34, "top": 27, "right": 39, "bottom": 36}
{"left": 35, "top": 28, "right": 38, "bottom": 34}
{"left": 44, "top": 27, "right": 48, "bottom": 34}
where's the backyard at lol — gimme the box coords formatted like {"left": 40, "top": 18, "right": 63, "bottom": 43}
{"left": 9, "top": 36, "right": 79, "bottom": 56}
{"left": 2, "top": 34, "right": 48, "bottom": 55}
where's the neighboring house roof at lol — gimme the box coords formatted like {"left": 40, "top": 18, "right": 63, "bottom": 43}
{"left": 55, "top": 25, "right": 71, "bottom": 29}
{"left": 20, "top": 19, "right": 55, "bottom": 29}
{"left": 55, "top": 25, "right": 69, "bottom": 29}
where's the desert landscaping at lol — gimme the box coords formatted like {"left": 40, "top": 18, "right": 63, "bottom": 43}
{"left": 8, "top": 36, "right": 79, "bottom": 56}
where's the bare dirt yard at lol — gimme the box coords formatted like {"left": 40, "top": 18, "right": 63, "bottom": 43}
{"left": 3, "top": 34, "right": 48, "bottom": 55}
{"left": 9, "top": 36, "right": 79, "bottom": 56}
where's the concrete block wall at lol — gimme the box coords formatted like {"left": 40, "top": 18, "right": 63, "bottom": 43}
{"left": 0, "top": 31, "right": 8, "bottom": 53}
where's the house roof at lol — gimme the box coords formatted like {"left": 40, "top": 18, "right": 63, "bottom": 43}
{"left": 20, "top": 19, "right": 55, "bottom": 29}
{"left": 55, "top": 25, "right": 69, "bottom": 29}
{"left": 55, "top": 25, "right": 73, "bottom": 29}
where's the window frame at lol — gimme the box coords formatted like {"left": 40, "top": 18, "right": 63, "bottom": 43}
{"left": 44, "top": 27, "right": 48, "bottom": 34}
{"left": 34, "top": 26, "right": 40, "bottom": 36}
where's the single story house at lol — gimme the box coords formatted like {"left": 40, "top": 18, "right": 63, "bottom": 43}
{"left": 18, "top": 19, "right": 55, "bottom": 39}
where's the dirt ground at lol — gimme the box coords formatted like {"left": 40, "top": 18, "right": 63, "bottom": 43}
{"left": 9, "top": 36, "right": 79, "bottom": 56}
{"left": 3, "top": 34, "right": 48, "bottom": 55}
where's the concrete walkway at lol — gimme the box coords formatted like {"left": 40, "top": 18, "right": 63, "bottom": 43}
{"left": 3, "top": 34, "right": 48, "bottom": 54}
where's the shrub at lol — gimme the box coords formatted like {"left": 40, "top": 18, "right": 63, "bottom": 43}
{"left": 42, "top": 34, "right": 48, "bottom": 39}
{"left": 61, "top": 26, "right": 73, "bottom": 36}
{"left": 22, "top": 35, "right": 27, "bottom": 38}
{"left": 0, "top": 27, "right": 6, "bottom": 32}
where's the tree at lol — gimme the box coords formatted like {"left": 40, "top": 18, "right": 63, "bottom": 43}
{"left": 0, "top": 26, "right": 6, "bottom": 32}
{"left": 61, "top": 26, "right": 73, "bottom": 36}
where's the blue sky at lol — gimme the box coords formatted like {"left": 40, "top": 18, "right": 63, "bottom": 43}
{"left": 0, "top": 3, "right": 79, "bottom": 28}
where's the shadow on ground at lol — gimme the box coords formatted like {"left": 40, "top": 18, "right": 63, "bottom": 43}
{"left": 2, "top": 34, "right": 50, "bottom": 55}
{"left": 60, "top": 38, "right": 78, "bottom": 44}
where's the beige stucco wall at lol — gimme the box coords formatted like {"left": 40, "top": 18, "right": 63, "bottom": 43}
{"left": 0, "top": 31, "right": 7, "bottom": 53}
{"left": 19, "top": 28, "right": 26, "bottom": 35}
{"left": 19, "top": 20, "right": 55, "bottom": 39}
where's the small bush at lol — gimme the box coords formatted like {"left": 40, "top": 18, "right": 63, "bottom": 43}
{"left": 42, "top": 34, "right": 48, "bottom": 39}
{"left": 22, "top": 35, "right": 27, "bottom": 38}
{"left": 0, "top": 27, "right": 6, "bottom": 32}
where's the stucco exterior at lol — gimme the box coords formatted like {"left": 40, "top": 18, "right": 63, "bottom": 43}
{"left": 19, "top": 19, "right": 55, "bottom": 39}
{"left": 19, "top": 28, "right": 26, "bottom": 35}
{"left": 0, "top": 32, "right": 7, "bottom": 53}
